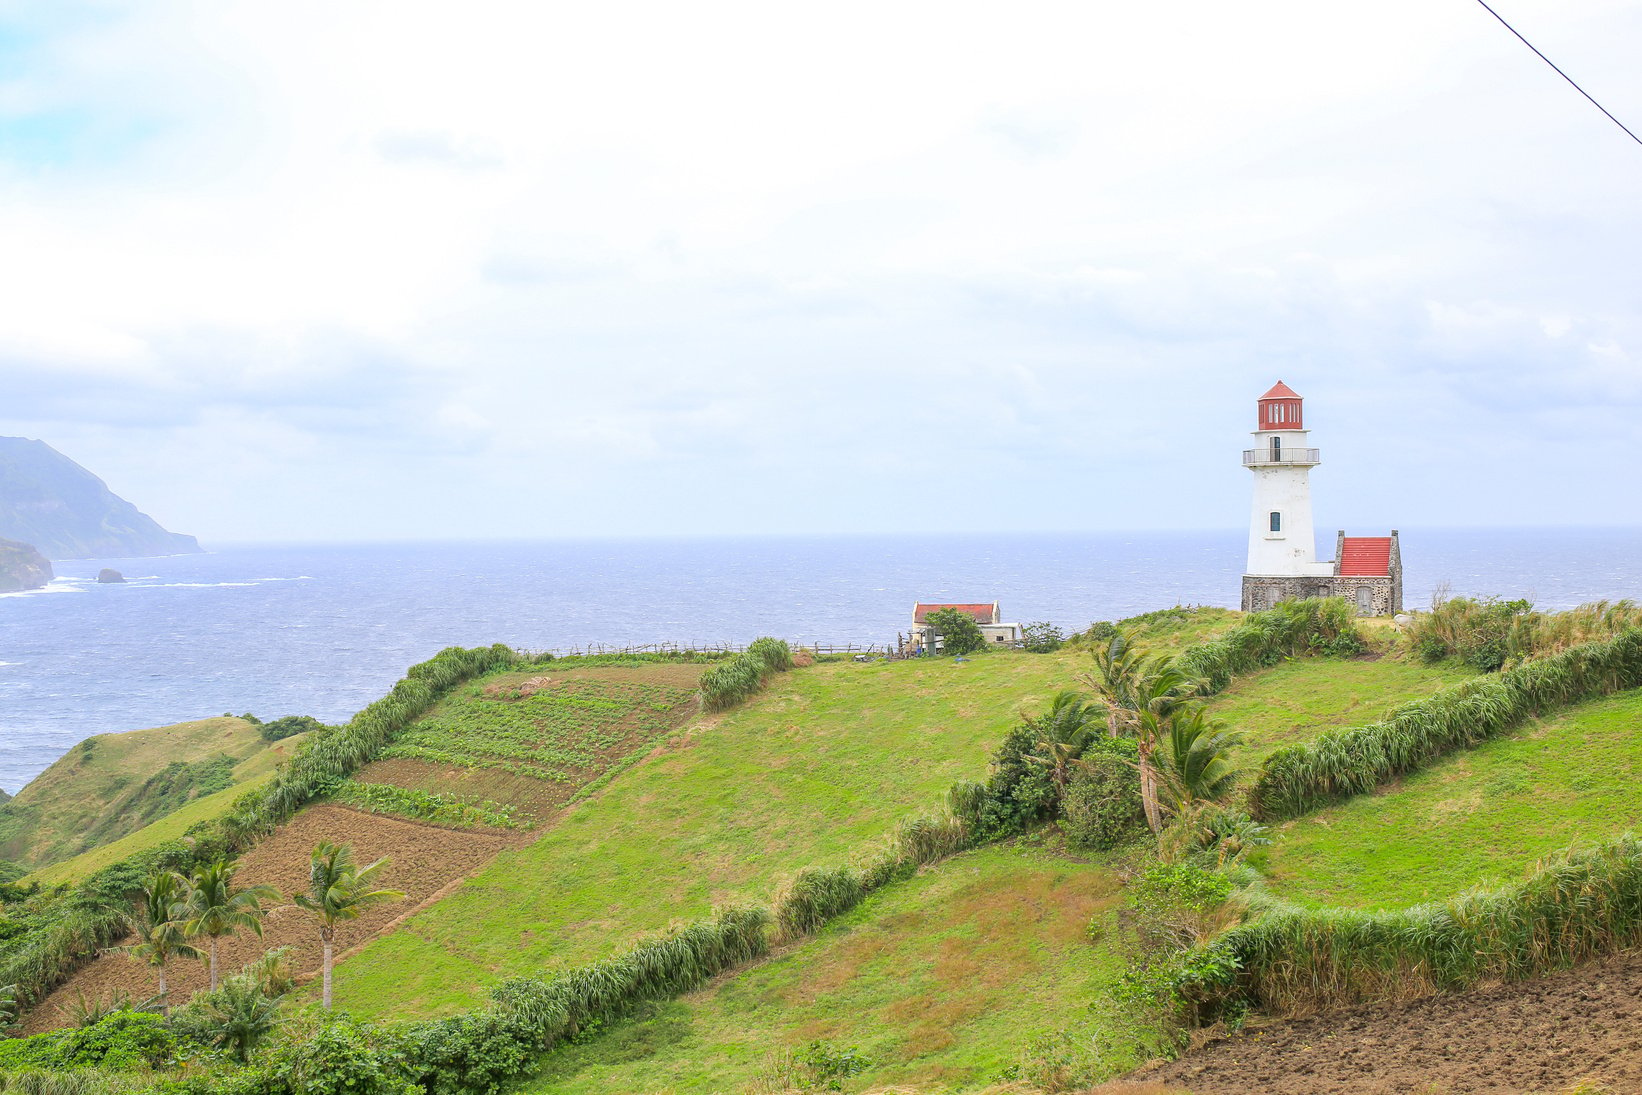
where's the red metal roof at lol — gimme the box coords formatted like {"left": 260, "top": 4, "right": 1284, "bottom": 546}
{"left": 1338, "top": 537, "right": 1393, "bottom": 576}
{"left": 1259, "top": 380, "right": 1301, "bottom": 401}
{"left": 914, "top": 602, "right": 998, "bottom": 625}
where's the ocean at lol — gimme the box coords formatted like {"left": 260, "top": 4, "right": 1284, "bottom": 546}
{"left": 1, "top": 527, "right": 1638, "bottom": 793}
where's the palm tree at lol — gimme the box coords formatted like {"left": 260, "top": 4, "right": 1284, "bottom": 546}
{"left": 179, "top": 861, "right": 279, "bottom": 990}
{"left": 1151, "top": 705, "right": 1244, "bottom": 816}
{"left": 1083, "top": 632, "right": 1199, "bottom": 832}
{"left": 293, "top": 842, "right": 403, "bottom": 1009}
{"left": 1023, "top": 691, "right": 1101, "bottom": 798}
{"left": 124, "top": 869, "right": 201, "bottom": 1004}
{"left": 201, "top": 976, "right": 283, "bottom": 1062}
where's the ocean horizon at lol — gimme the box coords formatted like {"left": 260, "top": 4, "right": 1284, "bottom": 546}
{"left": 2, "top": 526, "right": 1639, "bottom": 793}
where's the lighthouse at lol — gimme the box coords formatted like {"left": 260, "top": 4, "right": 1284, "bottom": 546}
{"left": 1239, "top": 382, "right": 1404, "bottom": 615}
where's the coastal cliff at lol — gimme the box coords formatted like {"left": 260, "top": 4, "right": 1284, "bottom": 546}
{"left": 0, "top": 436, "right": 200, "bottom": 559}
{"left": 0, "top": 537, "right": 52, "bottom": 593}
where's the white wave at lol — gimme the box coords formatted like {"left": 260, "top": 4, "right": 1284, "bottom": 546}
{"left": 150, "top": 581, "right": 261, "bottom": 589}
{"left": 253, "top": 576, "right": 316, "bottom": 582}
{"left": 0, "top": 579, "right": 90, "bottom": 599}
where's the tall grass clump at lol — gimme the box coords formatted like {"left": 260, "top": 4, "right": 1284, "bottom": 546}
{"left": 1188, "top": 832, "right": 1642, "bottom": 1017}
{"left": 1175, "top": 599, "right": 1362, "bottom": 696}
{"left": 1250, "top": 627, "right": 1642, "bottom": 819}
{"left": 775, "top": 867, "right": 867, "bottom": 938}
{"left": 1407, "top": 596, "right": 1642, "bottom": 672}
{"left": 699, "top": 637, "right": 794, "bottom": 710}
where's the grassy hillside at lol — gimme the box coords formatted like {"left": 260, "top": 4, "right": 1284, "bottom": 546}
{"left": 0, "top": 716, "right": 274, "bottom": 868}
{"left": 21, "top": 731, "right": 311, "bottom": 887}
{"left": 330, "top": 650, "right": 1091, "bottom": 1019}
{"left": 1206, "top": 654, "right": 1475, "bottom": 762}
{"left": 523, "top": 842, "right": 1163, "bottom": 1094}
{"left": 1260, "top": 686, "right": 1642, "bottom": 908}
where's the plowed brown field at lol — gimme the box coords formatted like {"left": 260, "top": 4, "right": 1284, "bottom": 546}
{"left": 22, "top": 805, "right": 518, "bottom": 1033}
{"left": 1130, "top": 947, "right": 1642, "bottom": 1094}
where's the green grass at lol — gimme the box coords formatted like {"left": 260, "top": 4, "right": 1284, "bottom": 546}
{"left": 0, "top": 716, "right": 270, "bottom": 868}
{"left": 380, "top": 676, "right": 698, "bottom": 781}
{"left": 519, "top": 843, "right": 1158, "bottom": 1095}
{"left": 1260, "top": 687, "right": 1642, "bottom": 908}
{"left": 1207, "top": 654, "right": 1475, "bottom": 763}
{"left": 24, "top": 769, "right": 280, "bottom": 887}
{"left": 329, "top": 651, "right": 1088, "bottom": 1019}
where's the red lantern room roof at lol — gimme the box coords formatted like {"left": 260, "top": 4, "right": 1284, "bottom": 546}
{"left": 1257, "top": 381, "right": 1304, "bottom": 430}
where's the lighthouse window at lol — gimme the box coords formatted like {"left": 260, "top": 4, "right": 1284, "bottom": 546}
{"left": 1269, "top": 511, "right": 1282, "bottom": 533}
{"left": 1271, "top": 437, "right": 1282, "bottom": 460}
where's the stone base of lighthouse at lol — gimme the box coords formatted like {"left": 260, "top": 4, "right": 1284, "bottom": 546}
{"left": 1241, "top": 574, "right": 1399, "bottom": 615}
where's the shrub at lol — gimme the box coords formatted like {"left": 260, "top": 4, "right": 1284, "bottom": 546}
{"left": 923, "top": 608, "right": 986, "bottom": 655}
{"left": 699, "top": 638, "right": 793, "bottom": 711}
{"left": 0, "top": 1010, "right": 177, "bottom": 1071}
{"left": 1022, "top": 621, "right": 1064, "bottom": 653}
{"left": 1175, "top": 598, "right": 1362, "bottom": 695}
{"left": 775, "top": 867, "right": 865, "bottom": 938}
{"left": 1062, "top": 740, "right": 1143, "bottom": 851}
{"left": 257, "top": 715, "right": 327, "bottom": 743}
{"left": 1249, "top": 627, "right": 1642, "bottom": 819}
{"left": 259, "top": 1017, "right": 421, "bottom": 1095}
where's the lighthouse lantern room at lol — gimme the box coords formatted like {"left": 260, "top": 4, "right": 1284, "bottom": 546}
{"left": 1239, "top": 382, "right": 1403, "bottom": 616}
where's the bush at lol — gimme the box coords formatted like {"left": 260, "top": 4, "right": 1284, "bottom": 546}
{"left": 1175, "top": 599, "right": 1363, "bottom": 695}
{"left": 1062, "top": 740, "right": 1143, "bottom": 851}
{"left": 1022, "top": 621, "right": 1064, "bottom": 653}
{"left": 0, "top": 1010, "right": 177, "bottom": 1071}
{"left": 775, "top": 867, "right": 866, "bottom": 938}
{"left": 260, "top": 1017, "right": 421, "bottom": 1095}
{"left": 699, "top": 638, "right": 793, "bottom": 711}
{"left": 923, "top": 608, "right": 986, "bottom": 656}
{"left": 257, "top": 715, "right": 327, "bottom": 743}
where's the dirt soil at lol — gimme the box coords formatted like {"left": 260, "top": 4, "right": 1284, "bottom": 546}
{"left": 22, "top": 805, "right": 514, "bottom": 1033}
{"left": 1129, "top": 948, "right": 1642, "bottom": 1094}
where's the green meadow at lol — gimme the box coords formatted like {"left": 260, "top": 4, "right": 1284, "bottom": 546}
{"left": 1207, "top": 653, "right": 1475, "bottom": 762}
{"left": 1262, "top": 687, "right": 1642, "bottom": 908}
{"left": 521, "top": 842, "right": 1157, "bottom": 1095}
{"left": 331, "top": 651, "right": 1093, "bottom": 1018}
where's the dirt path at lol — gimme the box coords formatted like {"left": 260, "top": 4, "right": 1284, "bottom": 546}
{"left": 1130, "top": 948, "right": 1642, "bottom": 1094}
{"left": 22, "top": 805, "right": 518, "bottom": 1033}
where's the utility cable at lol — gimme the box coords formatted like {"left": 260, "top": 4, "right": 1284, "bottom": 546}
{"left": 1473, "top": 0, "right": 1642, "bottom": 148}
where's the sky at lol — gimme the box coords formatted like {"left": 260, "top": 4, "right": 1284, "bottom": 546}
{"left": 0, "top": 0, "right": 1638, "bottom": 543}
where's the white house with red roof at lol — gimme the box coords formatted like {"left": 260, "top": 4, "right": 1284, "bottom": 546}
{"left": 1240, "top": 382, "right": 1403, "bottom": 615}
{"left": 907, "top": 602, "right": 1023, "bottom": 653}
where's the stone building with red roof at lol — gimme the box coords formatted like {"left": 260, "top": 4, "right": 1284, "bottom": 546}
{"left": 1240, "top": 382, "right": 1403, "bottom": 615}
{"left": 907, "top": 601, "right": 1023, "bottom": 653}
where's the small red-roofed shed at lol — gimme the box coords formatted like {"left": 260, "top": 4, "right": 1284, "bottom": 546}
{"left": 913, "top": 602, "right": 999, "bottom": 625}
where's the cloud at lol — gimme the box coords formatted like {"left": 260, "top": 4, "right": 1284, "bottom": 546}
{"left": 0, "top": 0, "right": 1638, "bottom": 541}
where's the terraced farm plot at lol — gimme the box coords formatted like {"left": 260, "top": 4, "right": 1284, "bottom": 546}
{"left": 347, "top": 663, "right": 703, "bottom": 824}
{"left": 1207, "top": 654, "right": 1475, "bottom": 762}
{"left": 1261, "top": 687, "right": 1642, "bottom": 908}
{"left": 522, "top": 844, "right": 1161, "bottom": 1095}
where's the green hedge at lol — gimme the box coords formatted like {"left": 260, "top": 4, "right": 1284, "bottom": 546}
{"left": 1188, "top": 833, "right": 1642, "bottom": 1016}
{"left": 1249, "top": 628, "right": 1642, "bottom": 820}
{"left": 699, "top": 638, "right": 793, "bottom": 710}
{"left": 1174, "top": 599, "right": 1362, "bottom": 696}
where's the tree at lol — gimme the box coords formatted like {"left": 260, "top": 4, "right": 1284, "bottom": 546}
{"left": 1150, "top": 705, "right": 1243, "bottom": 816}
{"left": 292, "top": 842, "right": 404, "bottom": 1010}
{"left": 179, "top": 861, "right": 278, "bottom": 990}
{"left": 199, "top": 975, "right": 282, "bottom": 1062}
{"left": 924, "top": 608, "right": 986, "bottom": 656}
{"left": 1023, "top": 690, "right": 1101, "bottom": 799}
{"left": 1082, "top": 630, "right": 1199, "bottom": 832}
{"left": 125, "top": 869, "right": 201, "bottom": 1004}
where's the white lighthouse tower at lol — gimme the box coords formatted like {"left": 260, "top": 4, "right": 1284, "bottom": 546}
{"left": 1241, "top": 382, "right": 1333, "bottom": 610}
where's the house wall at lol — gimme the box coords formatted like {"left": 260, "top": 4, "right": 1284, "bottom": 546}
{"left": 1240, "top": 575, "right": 1398, "bottom": 616}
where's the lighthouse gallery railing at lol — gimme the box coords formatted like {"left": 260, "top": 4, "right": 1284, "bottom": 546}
{"left": 1242, "top": 448, "right": 1321, "bottom": 466}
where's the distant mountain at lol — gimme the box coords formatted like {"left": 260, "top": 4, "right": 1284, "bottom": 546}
{"left": 0, "top": 437, "right": 201, "bottom": 560}
{"left": 0, "top": 537, "right": 52, "bottom": 592}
